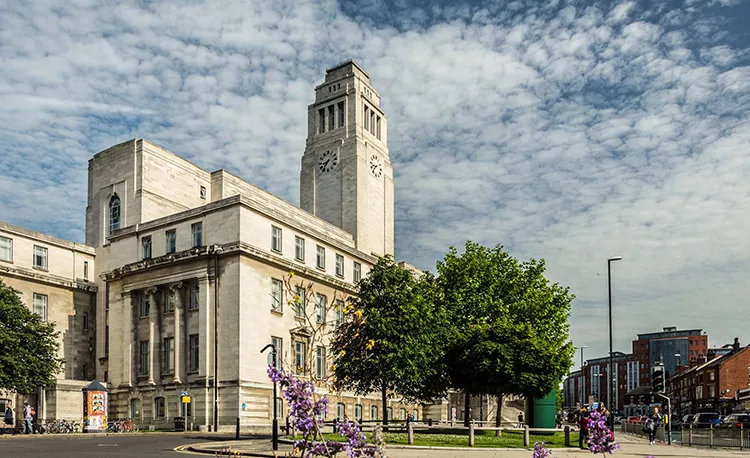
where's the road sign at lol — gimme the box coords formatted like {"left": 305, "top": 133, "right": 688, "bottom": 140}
{"left": 181, "top": 395, "right": 191, "bottom": 404}
{"left": 181, "top": 391, "right": 189, "bottom": 397}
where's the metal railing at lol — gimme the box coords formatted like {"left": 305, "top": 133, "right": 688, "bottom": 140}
{"left": 622, "top": 421, "right": 750, "bottom": 449}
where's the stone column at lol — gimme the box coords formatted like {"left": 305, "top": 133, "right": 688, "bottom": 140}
{"left": 197, "top": 277, "right": 211, "bottom": 428}
{"left": 124, "top": 291, "right": 137, "bottom": 387}
{"left": 171, "top": 282, "right": 184, "bottom": 384}
{"left": 147, "top": 287, "right": 158, "bottom": 385}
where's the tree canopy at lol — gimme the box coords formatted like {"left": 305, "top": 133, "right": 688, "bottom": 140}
{"left": 0, "top": 280, "right": 64, "bottom": 394}
{"left": 331, "top": 255, "right": 449, "bottom": 424}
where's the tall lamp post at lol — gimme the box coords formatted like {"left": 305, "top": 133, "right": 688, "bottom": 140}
{"left": 579, "top": 346, "right": 588, "bottom": 370}
{"left": 260, "top": 344, "right": 279, "bottom": 451}
{"left": 608, "top": 256, "right": 622, "bottom": 423}
{"left": 212, "top": 245, "right": 223, "bottom": 431}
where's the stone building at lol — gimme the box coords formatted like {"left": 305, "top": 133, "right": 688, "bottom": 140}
{"left": 0, "top": 221, "right": 97, "bottom": 423}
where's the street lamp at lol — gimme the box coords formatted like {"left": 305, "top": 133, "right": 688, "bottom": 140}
{"left": 607, "top": 256, "right": 622, "bottom": 420}
{"left": 579, "top": 346, "right": 588, "bottom": 371}
{"left": 212, "top": 245, "right": 224, "bottom": 432}
{"left": 260, "top": 344, "right": 279, "bottom": 451}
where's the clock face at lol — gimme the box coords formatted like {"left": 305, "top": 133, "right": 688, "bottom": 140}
{"left": 318, "top": 150, "right": 338, "bottom": 173}
{"left": 369, "top": 154, "right": 383, "bottom": 178}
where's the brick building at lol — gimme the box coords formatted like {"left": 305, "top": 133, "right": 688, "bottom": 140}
{"left": 632, "top": 326, "right": 707, "bottom": 387}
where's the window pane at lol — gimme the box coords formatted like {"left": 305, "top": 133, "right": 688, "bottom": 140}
{"left": 109, "top": 195, "right": 121, "bottom": 234}
{"left": 189, "top": 334, "right": 199, "bottom": 372}
{"left": 272, "top": 226, "right": 282, "bottom": 252}
{"left": 353, "top": 262, "right": 361, "bottom": 282}
{"left": 166, "top": 230, "right": 176, "bottom": 253}
{"left": 191, "top": 222, "right": 203, "bottom": 248}
{"left": 329, "top": 105, "right": 335, "bottom": 130}
{"left": 33, "top": 246, "right": 48, "bottom": 269}
{"left": 295, "top": 286, "right": 306, "bottom": 317}
{"left": 271, "top": 337, "right": 283, "bottom": 368}
{"left": 338, "top": 102, "right": 345, "bottom": 128}
{"left": 335, "top": 254, "right": 344, "bottom": 276}
{"left": 295, "top": 236, "right": 305, "bottom": 261}
{"left": 142, "top": 236, "right": 152, "bottom": 259}
{"left": 271, "top": 279, "right": 283, "bottom": 312}
{"left": 190, "top": 284, "right": 199, "bottom": 310}
{"left": 316, "top": 246, "right": 325, "bottom": 269}
{"left": 33, "top": 294, "right": 47, "bottom": 321}
{"left": 0, "top": 236, "right": 12, "bottom": 262}
{"left": 316, "top": 294, "right": 326, "bottom": 323}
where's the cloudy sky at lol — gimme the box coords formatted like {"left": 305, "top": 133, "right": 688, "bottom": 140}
{"left": 2, "top": 0, "right": 750, "bottom": 366}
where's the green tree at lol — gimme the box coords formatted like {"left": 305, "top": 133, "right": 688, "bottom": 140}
{"left": 331, "top": 255, "right": 449, "bottom": 425}
{"left": 0, "top": 280, "right": 64, "bottom": 394}
{"left": 437, "top": 242, "right": 575, "bottom": 428}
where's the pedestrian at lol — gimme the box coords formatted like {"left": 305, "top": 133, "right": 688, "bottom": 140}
{"left": 644, "top": 406, "right": 662, "bottom": 446}
{"left": 517, "top": 411, "right": 524, "bottom": 428}
{"left": 22, "top": 402, "right": 32, "bottom": 434}
{"left": 3, "top": 402, "right": 16, "bottom": 435}
{"left": 578, "top": 409, "right": 590, "bottom": 449}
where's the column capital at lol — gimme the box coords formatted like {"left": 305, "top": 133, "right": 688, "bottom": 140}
{"left": 170, "top": 281, "right": 184, "bottom": 291}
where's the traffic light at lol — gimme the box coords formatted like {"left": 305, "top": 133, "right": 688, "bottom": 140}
{"left": 652, "top": 365, "right": 664, "bottom": 393}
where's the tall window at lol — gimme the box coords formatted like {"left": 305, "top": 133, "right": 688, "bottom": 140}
{"left": 370, "top": 405, "right": 378, "bottom": 421}
{"left": 189, "top": 283, "right": 199, "bottom": 310}
{"left": 295, "top": 341, "right": 307, "bottom": 374}
{"left": 376, "top": 116, "right": 381, "bottom": 139}
{"left": 271, "top": 226, "right": 282, "bottom": 252}
{"left": 364, "top": 105, "right": 370, "bottom": 131}
{"left": 316, "top": 245, "right": 325, "bottom": 269}
{"left": 295, "top": 286, "right": 306, "bottom": 318}
{"left": 316, "top": 294, "right": 327, "bottom": 324}
{"left": 130, "top": 399, "right": 141, "bottom": 419}
{"left": 191, "top": 222, "right": 203, "bottom": 248}
{"left": 338, "top": 101, "right": 345, "bottom": 128}
{"left": 335, "top": 254, "right": 344, "bottom": 277}
{"left": 354, "top": 404, "right": 362, "bottom": 422}
{"left": 163, "top": 337, "right": 175, "bottom": 374}
{"left": 318, "top": 109, "right": 325, "bottom": 134}
{"left": 33, "top": 245, "right": 48, "bottom": 270}
{"left": 295, "top": 236, "right": 305, "bottom": 261}
{"left": 335, "top": 300, "right": 344, "bottom": 326}
{"left": 165, "top": 291, "right": 175, "bottom": 313}
{"left": 83, "top": 312, "right": 89, "bottom": 330}
{"left": 336, "top": 402, "right": 345, "bottom": 419}
{"left": 0, "top": 236, "right": 12, "bottom": 262}
{"left": 271, "top": 336, "right": 283, "bottom": 368}
{"left": 328, "top": 105, "right": 335, "bottom": 130}
{"left": 316, "top": 346, "right": 326, "bottom": 379}
{"left": 154, "top": 397, "right": 166, "bottom": 418}
{"left": 33, "top": 293, "right": 47, "bottom": 321}
{"left": 139, "top": 341, "right": 149, "bottom": 376}
{"left": 386, "top": 407, "right": 392, "bottom": 420}
{"left": 353, "top": 262, "right": 361, "bottom": 282}
{"left": 271, "top": 278, "right": 283, "bottom": 313}
{"left": 186, "top": 334, "right": 200, "bottom": 373}
{"left": 165, "top": 229, "right": 176, "bottom": 254}
{"left": 142, "top": 236, "right": 152, "bottom": 259}
{"left": 140, "top": 292, "right": 150, "bottom": 317}
{"left": 109, "top": 194, "right": 121, "bottom": 234}
{"left": 399, "top": 408, "right": 406, "bottom": 420}
{"left": 83, "top": 261, "right": 89, "bottom": 280}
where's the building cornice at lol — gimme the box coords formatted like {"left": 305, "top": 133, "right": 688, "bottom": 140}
{"left": 0, "top": 221, "right": 95, "bottom": 255}
{"left": 0, "top": 264, "right": 98, "bottom": 293}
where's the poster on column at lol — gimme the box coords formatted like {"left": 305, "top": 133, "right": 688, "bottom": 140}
{"left": 83, "top": 380, "right": 108, "bottom": 433}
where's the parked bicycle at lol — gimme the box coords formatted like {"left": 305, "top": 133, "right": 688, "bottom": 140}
{"left": 45, "top": 419, "right": 81, "bottom": 434}
{"left": 106, "top": 419, "right": 139, "bottom": 433}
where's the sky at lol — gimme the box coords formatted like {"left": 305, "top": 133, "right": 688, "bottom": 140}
{"left": 1, "top": 0, "right": 750, "bottom": 368}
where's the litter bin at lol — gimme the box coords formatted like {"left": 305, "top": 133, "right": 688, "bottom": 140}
{"left": 174, "top": 417, "right": 185, "bottom": 432}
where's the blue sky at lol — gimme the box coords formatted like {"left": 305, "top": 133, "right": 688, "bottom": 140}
{"left": 1, "top": 0, "right": 750, "bottom": 366}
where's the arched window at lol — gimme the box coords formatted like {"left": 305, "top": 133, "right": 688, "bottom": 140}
{"left": 109, "top": 194, "right": 121, "bottom": 234}
{"left": 370, "top": 405, "right": 378, "bottom": 421}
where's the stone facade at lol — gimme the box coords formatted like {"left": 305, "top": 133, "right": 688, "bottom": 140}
{"left": 0, "top": 221, "right": 97, "bottom": 424}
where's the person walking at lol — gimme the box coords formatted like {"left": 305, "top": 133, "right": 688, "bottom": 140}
{"left": 22, "top": 402, "right": 32, "bottom": 434}
{"left": 3, "top": 402, "right": 16, "bottom": 435}
{"left": 578, "top": 409, "right": 590, "bottom": 449}
{"left": 645, "top": 406, "right": 662, "bottom": 446}
{"left": 517, "top": 411, "right": 524, "bottom": 428}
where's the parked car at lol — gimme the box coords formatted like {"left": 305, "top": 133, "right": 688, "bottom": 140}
{"left": 626, "top": 416, "right": 640, "bottom": 424}
{"left": 692, "top": 412, "right": 722, "bottom": 428}
{"left": 720, "top": 413, "right": 750, "bottom": 429}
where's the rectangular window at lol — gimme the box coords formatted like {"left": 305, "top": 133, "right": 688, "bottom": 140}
{"left": 271, "top": 278, "right": 283, "bottom": 313}
{"left": 338, "top": 101, "right": 345, "bottom": 128}
{"left": 200, "top": 185, "right": 207, "bottom": 200}
{"left": 353, "top": 262, "right": 361, "bottom": 282}
{"left": 154, "top": 397, "right": 165, "bottom": 418}
{"left": 335, "top": 254, "right": 344, "bottom": 277}
{"left": 83, "top": 312, "right": 89, "bottom": 331}
{"left": 295, "top": 236, "right": 305, "bottom": 261}
{"left": 33, "top": 293, "right": 48, "bottom": 321}
{"left": 295, "top": 286, "right": 306, "bottom": 318}
{"left": 0, "top": 236, "right": 12, "bottom": 262}
{"left": 130, "top": 398, "right": 141, "bottom": 419}
{"left": 335, "top": 299, "right": 344, "bottom": 325}
{"left": 165, "top": 291, "right": 175, "bottom": 313}
{"left": 271, "top": 226, "right": 282, "bottom": 253}
{"left": 355, "top": 404, "right": 362, "bottom": 421}
{"left": 33, "top": 245, "right": 48, "bottom": 270}
{"left": 316, "top": 294, "right": 327, "bottom": 324}
{"left": 271, "top": 336, "right": 283, "bottom": 368}
{"left": 371, "top": 112, "right": 376, "bottom": 134}
{"left": 316, "top": 346, "right": 326, "bottom": 379}
{"left": 370, "top": 406, "right": 378, "bottom": 420}
{"left": 376, "top": 116, "right": 381, "bottom": 139}
{"left": 163, "top": 337, "right": 175, "bottom": 374}
{"left": 328, "top": 105, "right": 335, "bottom": 130}
{"left": 165, "top": 229, "right": 176, "bottom": 254}
{"left": 142, "top": 236, "right": 152, "bottom": 259}
{"left": 191, "top": 222, "right": 203, "bottom": 248}
{"left": 139, "top": 341, "right": 149, "bottom": 376}
{"left": 316, "top": 245, "right": 325, "bottom": 269}
{"left": 189, "top": 283, "right": 199, "bottom": 310}
{"left": 709, "top": 371, "right": 715, "bottom": 381}
{"left": 189, "top": 334, "right": 199, "bottom": 372}
{"left": 295, "top": 341, "right": 307, "bottom": 374}
{"left": 318, "top": 109, "right": 326, "bottom": 134}
{"left": 364, "top": 105, "right": 370, "bottom": 131}
{"left": 140, "top": 292, "right": 150, "bottom": 317}
{"left": 83, "top": 261, "right": 89, "bottom": 280}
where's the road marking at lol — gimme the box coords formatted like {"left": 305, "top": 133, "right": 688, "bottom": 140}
{"left": 97, "top": 444, "right": 118, "bottom": 447}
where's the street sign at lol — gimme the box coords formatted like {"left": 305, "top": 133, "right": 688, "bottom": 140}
{"left": 181, "top": 391, "right": 189, "bottom": 397}
{"left": 181, "top": 395, "right": 191, "bottom": 404}
{"left": 737, "top": 388, "right": 750, "bottom": 402}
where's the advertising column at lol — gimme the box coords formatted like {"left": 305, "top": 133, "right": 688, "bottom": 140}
{"left": 82, "top": 380, "right": 108, "bottom": 433}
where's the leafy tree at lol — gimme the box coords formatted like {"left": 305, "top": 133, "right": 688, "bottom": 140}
{"left": 437, "top": 242, "right": 575, "bottom": 428}
{"left": 0, "top": 280, "right": 64, "bottom": 394}
{"left": 331, "top": 255, "right": 449, "bottom": 425}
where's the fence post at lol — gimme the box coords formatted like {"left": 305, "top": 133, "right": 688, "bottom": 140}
{"left": 235, "top": 417, "right": 240, "bottom": 440}
{"left": 468, "top": 423, "right": 475, "bottom": 447}
{"left": 564, "top": 425, "right": 570, "bottom": 447}
{"left": 689, "top": 424, "right": 693, "bottom": 446}
{"left": 523, "top": 425, "right": 529, "bottom": 447}
{"left": 408, "top": 422, "right": 414, "bottom": 445}
{"left": 710, "top": 424, "right": 714, "bottom": 448}
{"left": 741, "top": 424, "right": 745, "bottom": 450}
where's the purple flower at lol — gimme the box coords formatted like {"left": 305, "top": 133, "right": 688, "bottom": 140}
{"left": 532, "top": 441, "right": 554, "bottom": 458}
{"left": 585, "top": 411, "right": 620, "bottom": 456}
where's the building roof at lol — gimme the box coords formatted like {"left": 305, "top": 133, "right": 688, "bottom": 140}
{"left": 636, "top": 327, "right": 703, "bottom": 340}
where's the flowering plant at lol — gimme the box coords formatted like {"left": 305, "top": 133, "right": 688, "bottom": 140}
{"left": 268, "top": 366, "right": 386, "bottom": 457}
{"left": 585, "top": 411, "right": 620, "bottom": 455}
{"left": 532, "top": 441, "right": 554, "bottom": 458}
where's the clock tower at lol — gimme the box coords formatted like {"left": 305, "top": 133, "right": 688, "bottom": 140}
{"left": 300, "top": 60, "right": 394, "bottom": 256}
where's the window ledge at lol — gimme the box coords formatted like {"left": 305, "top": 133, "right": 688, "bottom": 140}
{"left": 33, "top": 265, "right": 49, "bottom": 272}
{"left": 271, "top": 309, "right": 283, "bottom": 316}
{"left": 0, "top": 259, "right": 13, "bottom": 264}
{"left": 316, "top": 266, "right": 325, "bottom": 272}
{"left": 187, "top": 370, "right": 199, "bottom": 375}
{"left": 271, "top": 248, "right": 282, "bottom": 254}
{"left": 295, "top": 257, "right": 305, "bottom": 263}
{"left": 139, "top": 315, "right": 149, "bottom": 319}
{"left": 335, "top": 273, "right": 344, "bottom": 279}
{"left": 188, "top": 307, "right": 199, "bottom": 312}
{"left": 164, "top": 311, "right": 175, "bottom": 315}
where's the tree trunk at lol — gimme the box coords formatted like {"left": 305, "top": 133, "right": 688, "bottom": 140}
{"left": 464, "top": 390, "right": 471, "bottom": 427}
{"left": 495, "top": 393, "right": 503, "bottom": 437}
{"left": 381, "top": 383, "right": 388, "bottom": 427}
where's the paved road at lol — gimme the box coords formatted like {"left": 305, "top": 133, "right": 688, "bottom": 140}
{"left": 0, "top": 433, "right": 229, "bottom": 457}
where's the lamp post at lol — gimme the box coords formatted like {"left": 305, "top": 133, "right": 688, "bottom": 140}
{"left": 212, "top": 245, "right": 223, "bottom": 432}
{"left": 607, "top": 256, "right": 622, "bottom": 419}
{"left": 260, "top": 344, "right": 279, "bottom": 451}
{"left": 579, "top": 346, "right": 587, "bottom": 370}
